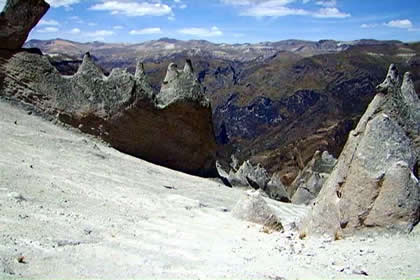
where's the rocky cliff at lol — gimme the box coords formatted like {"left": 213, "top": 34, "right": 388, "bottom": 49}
{"left": 0, "top": 0, "right": 49, "bottom": 50}
{"left": 300, "top": 65, "right": 420, "bottom": 237}
{"left": 0, "top": 0, "right": 217, "bottom": 177}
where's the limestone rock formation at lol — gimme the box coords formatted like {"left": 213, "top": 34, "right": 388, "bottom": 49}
{"left": 228, "top": 160, "right": 270, "bottom": 189}
{"left": 300, "top": 65, "right": 420, "bottom": 237}
{"left": 290, "top": 151, "right": 337, "bottom": 205}
{"left": 0, "top": 0, "right": 49, "bottom": 50}
{"left": 0, "top": 51, "right": 217, "bottom": 176}
{"left": 232, "top": 190, "right": 284, "bottom": 232}
{"left": 265, "top": 173, "right": 290, "bottom": 202}
{"left": 225, "top": 160, "right": 289, "bottom": 201}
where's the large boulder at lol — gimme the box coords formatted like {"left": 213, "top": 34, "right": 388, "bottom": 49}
{"left": 265, "top": 173, "right": 290, "bottom": 202}
{"left": 290, "top": 150, "right": 337, "bottom": 205}
{"left": 232, "top": 190, "right": 284, "bottom": 232}
{"left": 299, "top": 65, "right": 420, "bottom": 237}
{"left": 0, "top": 49, "right": 218, "bottom": 176}
{"left": 0, "top": 0, "right": 49, "bottom": 50}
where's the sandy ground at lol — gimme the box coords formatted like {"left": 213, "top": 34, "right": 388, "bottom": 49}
{"left": 0, "top": 100, "right": 419, "bottom": 280}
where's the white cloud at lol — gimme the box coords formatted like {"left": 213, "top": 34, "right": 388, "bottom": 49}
{"left": 179, "top": 4, "right": 187, "bottom": 9}
{"left": 241, "top": 3, "right": 309, "bottom": 17}
{"left": 315, "top": 0, "right": 336, "bottom": 7}
{"left": 37, "top": 27, "right": 59, "bottom": 33}
{"left": 69, "top": 28, "right": 81, "bottom": 34}
{"left": 39, "top": 19, "right": 60, "bottom": 26}
{"left": 360, "top": 23, "right": 378, "bottom": 29}
{"left": 313, "top": 7, "right": 349, "bottom": 18}
{"left": 178, "top": 26, "right": 223, "bottom": 37}
{"left": 113, "top": 25, "right": 124, "bottom": 30}
{"left": 221, "top": 0, "right": 350, "bottom": 18}
{"left": 46, "top": 0, "right": 80, "bottom": 8}
{"left": 85, "top": 30, "right": 115, "bottom": 37}
{"left": 129, "top": 27, "right": 162, "bottom": 35}
{"left": 385, "top": 19, "right": 413, "bottom": 29}
{"left": 90, "top": 1, "right": 172, "bottom": 17}
{"left": 0, "top": 0, "right": 5, "bottom": 11}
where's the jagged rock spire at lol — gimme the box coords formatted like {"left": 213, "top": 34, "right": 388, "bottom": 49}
{"left": 135, "top": 61, "right": 145, "bottom": 79}
{"left": 163, "top": 63, "right": 179, "bottom": 84}
{"left": 183, "top": 59, "right": 194, "bottom": 74}
{"left": 76, "top": 52, "right": 103, "bottom": 78}
{"left": 376, "top": 64, "right": 400, "bottom": 94}
{"left": 401, "top": 72, "right": 419, "bottom": 104}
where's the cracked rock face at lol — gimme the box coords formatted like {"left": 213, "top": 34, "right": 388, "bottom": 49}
{"left": 0, "top": 0, "right": 49, "bottom": 50}
{"left": 300, "top": 65, "right": 420, "bottom": 237}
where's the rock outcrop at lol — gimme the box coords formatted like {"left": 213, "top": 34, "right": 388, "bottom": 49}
{"left": 0, "top": 0, "right": 49, "bottom": 50}
{"left": 0, "top": 48, "right": 217, "bottom": 176}
{"left": 228, "top": 160, "right": 270, "bottom": 189}
{"left": 290, "top": 151, "right": 337, "bottom": 205}
{"left": 232, "top": 190, "right": 284, "bottom": 232}
{"left": 223, "top": 160, "right": 290, "bottom": 202}
{"left": 265, "top": 173, "right": 290, "bottom": 202}
{"left": 300, "top": 65, "right": 420, "bottom": 237}
{"left": 0, "top": 0, "right": 218, "bottom": 177}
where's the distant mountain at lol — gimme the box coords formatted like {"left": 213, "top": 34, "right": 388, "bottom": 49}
{"left": 24, "top": 37, "right": 402, "bottom": 64}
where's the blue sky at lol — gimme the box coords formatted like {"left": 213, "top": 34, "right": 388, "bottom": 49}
{"left": 2, "top": 0, "right": 419, "bottom": 43}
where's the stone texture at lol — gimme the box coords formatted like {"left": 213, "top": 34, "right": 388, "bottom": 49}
{"left": 300, "top": 65, "right": 420, "bottom": 237}
{"left": 265, "top": 173, "right": 290, "bottom": 202}
{"left": 0, "top": 50, "right": 217, "bottom": 176}
{"left": 0, "top": 0, "right": 49, "bottom": 50}
{"left": 290, "top": 151, "right": 337, "bottom": 205}
{"left": 228, "top": 160, "right": 270, "bottom": 189}
{"left": 232, "top": 190, "right": 283, "bottom": 231}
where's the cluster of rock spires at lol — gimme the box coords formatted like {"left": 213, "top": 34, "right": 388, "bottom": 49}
{"left": 0, "top": 0, "right": 217, "bottom": 176}
{"left": 217, "top": 159, "right": 290, "bottom": 202}
{"left": 300, "top": 64, "right": 420, "bottom": 237}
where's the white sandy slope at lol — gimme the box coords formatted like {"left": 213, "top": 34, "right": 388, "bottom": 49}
{"left": 0, "top": 100, "right": 419, "bottom": 280}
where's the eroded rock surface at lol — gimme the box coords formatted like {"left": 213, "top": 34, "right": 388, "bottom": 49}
{"left": 232, "top": 190, "right": 284, "bottom": 232}
{"left": 300, "top": 65, "right": 420, "bottom": 237}
{"left": 290, "top": 151, "right": 337, "bottom": 205}
{"left": 0, "top": 50, "right": 217, "bottom": 176}
{"left": 0, "top": 0, "right": 49, "bottom": 50}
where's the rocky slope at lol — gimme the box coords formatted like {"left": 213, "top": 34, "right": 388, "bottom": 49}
{"left": 1, "top": 98, "right": 420, "bottom": 280}
{"left": 0, "top": 0, "right": 217, "bottom": 177}
{"left": 300, "top": 65, "right": 420, "bottom": 237}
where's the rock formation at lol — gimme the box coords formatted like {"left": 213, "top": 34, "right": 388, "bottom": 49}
{"left": 0, "top": 50, "right": 217, "bottom": 176}
{"left": 290, "top": 151, "right": 337, "bottom": 205}
{"left": 0, "top": 0, "right": 49, "bottom": 50}
{"left": 232, "top": 190, "right": 284, "bottom": 232}
{"left": 300, "top": 65, "right": 420, "bottom": 237}
{"left": 222, "top": 160, "right": 290, "bottom": 202}
{"left": 0, "top": 0, "right": 217, "bottom": 176}
{"left": 265, "top": 174, "right": 290, "bottom": 202}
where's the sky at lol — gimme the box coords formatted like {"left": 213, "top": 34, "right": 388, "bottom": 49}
{"left": 2, "top": 0, "right": 419, "bottom": 43}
